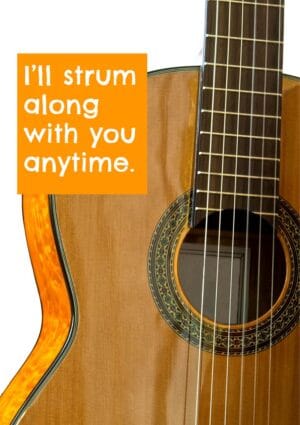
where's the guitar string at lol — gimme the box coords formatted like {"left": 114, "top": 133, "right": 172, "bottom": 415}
{"left": 195, "top": 1, "right": 282, "bottom": 423}
{"left": 206, "top": 0, "right": 234, "bottom": 423}
{"left": 207, "top": 0, "right": 233, "bottom": 421}
{"left": 194, "top": 0, "right": 220, "bottom": 423}
{"left": 267, "top": 2, "right": 283, "bottom": 424}
{"left": 203, "top": 2, "right": 283, "bottom": 423}
{"left": 183, "top": 311, "right": 192, "bottom": 425}
{"left": 238, "top": 0, "right": 259, "bottom": 422}
{"left": 252, "top": 1, "right": 270, "bottom": 422}
{"left": 222, "top": 0, "right": 241, "bottom": 423}
{"left": 222, "top": 0, "right": 246, "bottom": 422}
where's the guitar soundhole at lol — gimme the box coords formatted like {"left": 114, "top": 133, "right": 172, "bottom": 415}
{"left": 178, "top": 209, "right": 286, "bottom": 325}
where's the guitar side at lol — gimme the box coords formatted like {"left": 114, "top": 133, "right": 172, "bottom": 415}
{"left": 0, "top": 195, "right": 78, "bottom": 425}
{"left": 0, "top": 69, "right": 298, "bottom": 424}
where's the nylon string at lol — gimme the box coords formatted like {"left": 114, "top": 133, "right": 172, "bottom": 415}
{"left": 252, "top": 1, "right": 270, "bottom": 423}
{"left": 238, "top": 0, "right": 259, "bottom": 422}
{"left": 267, "top": 1, "right": 283, "bottom": 424}
{"left": 208, "top": 0, "right": 233, "bottom": 424}
{"left": 225, "top": 0, "right": 245, "bottom": 421}
{"left": 194, "top": 0, "right": 220, "bottom": 423}
{"left": 193, "top": 1, "right": 282, "bottom": 423}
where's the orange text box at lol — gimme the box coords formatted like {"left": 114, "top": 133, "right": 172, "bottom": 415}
{"left": 18, "top": 53, "right": 147, "bottom": 194}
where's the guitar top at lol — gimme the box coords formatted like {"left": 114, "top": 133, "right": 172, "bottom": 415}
{"left": 0, "top": 0, "right": 299, "bottom": 424}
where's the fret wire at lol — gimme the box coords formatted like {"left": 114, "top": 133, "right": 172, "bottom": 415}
{"left": 208, "top": 0, "right": 284, "bottom": 9}
{"left": 195, "top": 207, "right": 279, "bottom": 216}
{"left": 198, "top": 152, "right": 280, "bottom": 161}
{"left": 197, "top": 171, "right": 279, "bottom": 181}
{"left": 252, "top": 211, "right": 279, "bottom": 216}
{"left": 196, "top": 189, "right": 278, "bottom": 199}
{"left": 206, "top": 34, "right": 283, "bottom": 44}
{"left": 195, "top": 207, "right": 221, "bottom": 212}
{"left": 204, "top": 62, "right": 281, "bottom": 72}
{"left": 200, "top": 131, "right": 280, "bottom": 141}
{"left": 191, "top": 0, "right": 284, "bottom": 225}
{"left": 202, "top": 87, "right": 282, "bottom": 96}
{"left": 201, "top": 109, "right": 281, "bottom": 119}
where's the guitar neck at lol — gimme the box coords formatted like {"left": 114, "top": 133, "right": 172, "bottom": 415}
{"left": 191, "top": 0, "right": 285, "bottom": 227}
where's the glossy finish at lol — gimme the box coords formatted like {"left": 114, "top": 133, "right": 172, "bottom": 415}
{"left": 0, "top": 195, "right": 74, "bottom": 425}
{"left": 2, "top": 70, "right": 298, "bottom": 424}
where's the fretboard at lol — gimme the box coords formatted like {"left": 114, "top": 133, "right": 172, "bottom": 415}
{"left": 191, "top": 0, "right": 284, "bottom": 227}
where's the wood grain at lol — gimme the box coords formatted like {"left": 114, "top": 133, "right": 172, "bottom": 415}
{"left": 0, "top": 195, "right": 73, "bottom": 425}
{"left": 14, "top": 69, "right": 300, "bottom": 424}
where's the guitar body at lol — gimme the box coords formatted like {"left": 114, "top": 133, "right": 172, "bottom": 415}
{"left": 1, "top": 69, "right": 299, "bottom": 424}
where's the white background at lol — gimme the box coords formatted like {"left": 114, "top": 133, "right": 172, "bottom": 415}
{"left": 0, "top": 0, "right": 299, "bottom": 395}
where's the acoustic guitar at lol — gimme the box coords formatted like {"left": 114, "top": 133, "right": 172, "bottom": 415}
{"left": 1, "top": 0, "right": 299, "bottom": 423}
